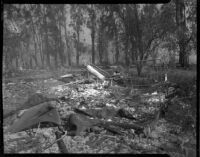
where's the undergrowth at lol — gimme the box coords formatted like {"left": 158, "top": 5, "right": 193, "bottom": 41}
{"left": 167, "top": 69, "right": 196, "bottom": 97}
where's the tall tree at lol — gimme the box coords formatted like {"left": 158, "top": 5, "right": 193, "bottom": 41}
{"left": 101, "top": 5, "right": 121, "bottom": 64}
{"left": 3, "top": 4, "right": 33, "bottom": 69}
{"left": 85, "top": 4, "right": 96, "bottom": 64}
{"left": 175, "top": 0, "right": 195, "bottom": 67}
{"left": 96, "top": 5, "right": 116, "bottom": 65}
{"left": 41, "top": 5, "right": 51, "bottom": 68}
{"left": 62, "top": 5, "right": 72, "bottom": 66}
{"left": 97, "top": 14, "right": 104, "bottom": 64}
{"left": 70, "top": 5, "right": 85, "bottom": 66}
{"left": 113, "top": 4, "right": 131, "bottom": 66}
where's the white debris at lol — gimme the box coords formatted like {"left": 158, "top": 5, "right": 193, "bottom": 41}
{"left": 7, "top": 82, "right": 15, "bottom": 85}
{"left": 94, "top": 108, "right": 102, "bottom": 110}
{"left": 165, "top": 73, "right": 168, "bottom": 82}
{"left": 151, "top": 91, "right": 158, "bottom": 95}
{"left": 60, "top": 74, "right": 73, "bottom": 78}
{"left": 17, "top": 109, "right": 27, "bottom": 117}
{"left": 43, "top": 131, "right": 51, "bottom": 137}
{"left": 80, "top": 106, "right": 86, "bottom": 110}
{"left": 82, "top": 89, "right": 100, "bottom": 96}
{"left": 106, "top": 103, "right": 117, "bottom": 108}
{"left": 102, "top": 91, "right": 110, "bottom": 96}
{"left": 129, "top": 108, "right": 135, "bottom": 112}
{"left": 51, "top": 85, "right": 65, "bottom": 92}
{"left": 148, "top": 97, "right": 160, "bottom": 103}
{"left": 130, "top": 129, "right": 135, "bottom": 134}
{"left": 102, "top": 80, "right": 109, "bottom": 86}
{"left": 36, "top": 90, "right": 41, "bottom": 93}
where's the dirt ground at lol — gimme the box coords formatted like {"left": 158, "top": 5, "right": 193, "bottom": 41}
{"left": 2, "top": 67, "right": 196, "bottom": 155}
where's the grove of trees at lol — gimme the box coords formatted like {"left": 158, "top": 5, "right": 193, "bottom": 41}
{"left": 3, "top": 1, "right": 196, "bottom": 75}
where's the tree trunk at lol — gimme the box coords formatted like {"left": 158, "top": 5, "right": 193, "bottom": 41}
{"left": 98, "top": 27, "right": 103, "bottom": 65}
{"left": 25, "top": 42, "right": 33, "bottom": 69}
{"left": 44, "top": 15, "right": 50, "bottom": 68}
{"left": 31, "top": 55, "right": 38, "bottom": 69}
{"left": 130, "top": 35, "right": 137, "bottom": 65}
{"left": 136, "top": 61, "right": 142, "bottom": 76}
{"left": 45, "top": 45, "right": 51, "bottom": 68}
{"left": 39, "top": 34, "right": 44, "bottom": 68}
{"left": 29, "top": 57, "right": 33, "bottom": 69}
{"left": 131, "top": 47, "right": 135, "bottom": 65}
{"left": 53, "top": 40, "right": 58, "bottom": 69}
{"left": 63, "top": 24, "right": 71, "bottom": 67}
{"left": 90, "top": 4, "right": 96, "bottom": 64}
{"left": 29, "top": 12, "right": 38, "bottom": 68}
{"left": 33, "top": 35, "right": 38, "bottom": 66}
{"left": 103, "top": 32, "right": 108, "bottom": 64}
{"left": 123, "top": 17, "right": 130, "bottom": 66}
{"left": 65, "top": 37, "right": 71, "bottom": 67}
{"left": 91, "top": 28, "right": 95, "bottom": 64}
{"left": 124, "top": 35, "right": 129, "bottom": 66}
{"left": 178, "top": 42, "right": 189, "bottom": 68}
{"left": 179, "top": 40, "right": 189, "bottom": 67}
{"left": 76, "top": 32, "right": 80, "bottom": 66}
{"left": 37, "top": 29, "right": 43, "bottom": 68}
{"left": 54, "top": 52, "right": 58, "bottom": 69}
{"left": 176, "top": 0, "right": 189, "bottom": 67}
{"left": 114, "top": 27, "right": 119, "bottom": 64}
{"left": 16, "top": 56, "right": 19, "bottom": 69}
{"left": 134, "top": 4, "right": 144, "bottom": 76}
{"left": 62, "top": 7, "right": 71, "bottom": 67}
{"left": 58, "top": 21, "right": 65, "bottom": 67}
{"left": 19, "top": 42, "right": 25, "bottom": 68}
{"left": 36, "top": 15, "right": 45, "bottom": 68}
{"left": 4, "top": 47, "right": 9, "bottom": 70}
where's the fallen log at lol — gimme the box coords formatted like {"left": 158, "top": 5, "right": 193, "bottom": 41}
{"left": 98, "top": 123, "right": 124, "bottom": 135}
{"left": 117, "top": 108, "right": 137, "bottom": 120}
{"left": 65, "top": 113, "right": 124, "bottom": 136}
{"left": 64, "top": 113, "right": 143, "bottom": 136}
{"left": 74, "top": 107, "right": 137, "bottom": 121}
{"left": 73, "top": 107, "right": 117, "bottom": 120}
{"left": 73, "top": 108, "right": 94, "bottom": 117}
{"left": 87, "top": 65, "right": 106, "bottom": 80}
{"left": 3, "top": 93, "right": 59, "bottom": 119}
{"left": 86, "top": 64, "right": 111, "bottom": 80}
{"left": 102, "top": 121, "right": 144, "bottom": 133}
{"left": 66, "top": 113, "right": 100, "bottom": 136}
{"left": 6, "top": 102, "right": 61, "bottom": 133}
{"left": 58, "top": 74, "right": 75, "bottom": 83}
{"left": 90, "top": 64, "right": 111, "bottom": 77}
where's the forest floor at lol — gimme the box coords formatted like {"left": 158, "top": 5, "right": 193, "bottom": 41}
{"left": 2, "top": 67, "right": 197, "bottom": 155}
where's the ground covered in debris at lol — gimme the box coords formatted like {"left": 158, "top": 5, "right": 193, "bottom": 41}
{"left": 3, "top": 68, "right": 196, "bottom": 156}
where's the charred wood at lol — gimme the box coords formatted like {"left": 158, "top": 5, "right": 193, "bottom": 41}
{"left": 55, "top": 131, "right": 68, "bottom": 153}
{"left": 3, "top": 93, "right": 59, "bottom": 119}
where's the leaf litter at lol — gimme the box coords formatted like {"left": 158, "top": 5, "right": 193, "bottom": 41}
{"left": 3, "top": 69, "right": 196, "bottom": 155}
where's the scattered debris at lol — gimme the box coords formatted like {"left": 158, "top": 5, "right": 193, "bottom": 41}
{"left": 3, "top": 66, "right": 196, "bottom": 154}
